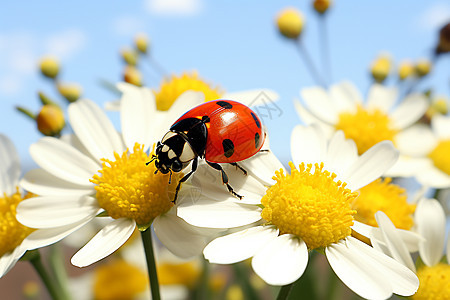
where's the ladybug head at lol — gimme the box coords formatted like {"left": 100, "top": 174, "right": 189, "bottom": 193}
{"left": 152, "top": 131, "right": 196, "bottom": 175}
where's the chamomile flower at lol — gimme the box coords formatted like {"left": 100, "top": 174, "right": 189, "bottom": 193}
{"left": 0, "top": 135, "right": 91, "bottom": 278}
{"left": 177, "top": 124, "right": 419, "bottom": 299}
{"left": 295, "top": 81, "right": 427, "bottom": 157}
{"left": 392, "top": 114, "right": 450, "bottom": 188}
{"left": 16, "top": 91, "right": 219, "bottom": 268}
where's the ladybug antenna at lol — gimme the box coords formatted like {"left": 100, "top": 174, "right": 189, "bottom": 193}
{"left": 146, "top": 155, "right": 157, "bottom": 166}
{"left": 154, "top": 169, "right": 158, "bottom": 175}
{"left": 168, "top": 169, "right": 172, "bottom": 184}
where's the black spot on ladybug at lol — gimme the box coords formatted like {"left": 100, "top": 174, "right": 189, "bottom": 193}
{"left": 216, "top": 101, "right": 233, "bottom": 109}
{"left": 251, "top": 112, "right": 261, "bottom": 129}
{"left": 202, "top": 115, "right": 210, "bottom": 123}
{"left": 254, "top": 132, "right": 260, "bottom": 148}
{"left": 222, "top": 139, "right": 235, "bottom": 158}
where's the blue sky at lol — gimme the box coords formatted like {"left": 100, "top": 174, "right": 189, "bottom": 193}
{"left": 1, "top": 0, "right": 449, "bottom": 169}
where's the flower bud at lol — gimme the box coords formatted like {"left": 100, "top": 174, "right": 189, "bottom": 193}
{"left": 313, "top": 0, "right": 331, "bottom": 14}
{"left": 276, "top": 8, "right": 304, "bottom": 39}
{"left": 397, "top": 60, "right": 414, "bottom": 81}
{"left": 436, "top": 23, "right": 450, "bottom": 54}
{"left": 121, "top": 47, "right": 138, "bottom": 66}
{"left": 36, "top": 105, "right": 65, "bottom": 136}
{"left": 415, "top": 59, "right": 432, "bottom": 77}
{"left": 123, "top": 66, "right": 142, "bottom": 86}
{"left": 57, "top": 83, "right": 82, "bottom": 103}
{"left": 135, "top": 33, "right": 149, "bottom": 54}
{"left": 39, "top": 56, "right": 59, "bottom": 79}
{"left": 370, "top": 54, "right": 391, "bottom": 83}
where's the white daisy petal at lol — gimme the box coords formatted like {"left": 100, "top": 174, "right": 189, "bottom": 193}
{"left": 121, "top": 85, "right": 156, "bottom": 151}
{"left": 104, "top": 99, "right": 121, "bottom": 111}
{"left": 30, "top": 137, "right": 99, "bottom": 186}
{"left": 223, "top": 89, "right": 279, "bottom": 106}
{"left": 432, "top": 114, "right": 450, "bottom": 139}
{"left": 416, "top": 165, "right": 450, "bottom": 188}
{"left": 0, "top": 246, "right": 26, "bottom": 278}
{"left": 374, "top": 212, "right": 415, "bottom": 271}
{"left": 447, "top": 232, "right": 450, "bottom": 262}
{"left": 329, "top": 81, "right": 362, "bottom": 112}
{"left": 300, "top": 87, "right": 338, "bottom": 124}
{"left": 0, "top": 134, "right": 20, "bottom": 195}
{"left": 327, "top": 237, "right": 419, "bottom": 298}
{"left": 366, "top": 84, "right": 397, "bottom": 112}
{"left": 343, "top": 141, "right": 399, "bottom": 191}
{"left": 294, "top": 99, "right": 320, "bottom": 125}
{"left": 394, "top": 124, "right": 437, "bottom": 157}
{"left": 390, "top": 93, "right": 428, "bottom": 129}
{"left": 20, "top": 169, "right": 94, "bottom": 196}
{"left": 22, "top": 216, "right": 94, "bottom": 250}
{"left": 16, "top": 195, "right": 100, "bottom": 228}
{"left": 252, "top": 234, "right": 308, "bottom": 286}
{"left": 71, "top": 218, "right": 136, "bottom": 267}
{"left": 203, "top": 226, "right": 278, "bottom": 264}
{"left": 385, "top": 156, "right": 430, "bottom": 178}
{"left": 325, "top": 130, "right": 358, "bottom": 175}
{"left": 177, "top": 197, "right": 262, "bottom": 228}
{"left": 154, "top": 210, "right": 219, "bottom": 259}
{"left": 415, "top": 198, "right": 446, "bottom": 266}
{"left": 238, "top": 150, "right": 285, "bottom": 186}
{"left": 68, "top": 99, "right": 124, "bottom": 161}
{"left": 351, "top": 221, "right": 374, "bottom": 238}
{"left": 291, "top": 124, "right": 326, "bottom": 166}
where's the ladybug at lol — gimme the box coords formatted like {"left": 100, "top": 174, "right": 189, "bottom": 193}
{"left": 150, "top": 100, "right": 265, "bottom": 202}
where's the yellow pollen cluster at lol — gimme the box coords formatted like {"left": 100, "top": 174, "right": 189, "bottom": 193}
{"left": 93, "top": 260, "right": 148, "bottom": 300}
{"left": 155, "top": 72, "right": 223, "bottom": 111}
{"left": 428, "top": 139, "right": 450, "bottom": 175}
{"left": 261, "top": 162, "right": 357, "bottom": 250}
{"left": 91, "top": 144, "right": 182, "bottom": 227}
{"left": 413, "top": 264, "right": 450, "bottom": 300}
{"left": 157, "top": 262, "right": 201, "bottom": 287}
{"left": 353, "top": 178, "right": 415, "bottom": 230}
{"left": 0, "top": 188, "right": 35, "bottom": 257}
{"left": 335, "top": 105, "right": 398, "bottom": 154}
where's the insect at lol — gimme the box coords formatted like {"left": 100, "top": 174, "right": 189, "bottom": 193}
{"left": 149, "top": 100, "right": 265, "bottom": 202}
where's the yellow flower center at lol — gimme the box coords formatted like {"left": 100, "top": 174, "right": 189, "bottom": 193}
{"left": 353, "top": 178, "right": 415, "bottom": 230}
{"left": 0, "top": 188, "right": 35, "bottom": 257}
{"left": 261, "top": 162, "right": 357, "bottom": 250}
{"left": 155, "top": 72, "right": 223, "bottom": 111}
{"left": 335, "top": 105, "right": 398, "bottom": 154}
{"left": 428, "top": 139, "right": 450, "bottom": 175}
{"left": 413, "top": 264, "right": 450, "bottom": 300}
{"left": 157, "top": 261, "right": 201, "bottom": 287}
{"left": 91, "top": 144, "right": 182, "bottom": 227}
{"left": 93, "top": 260, "right": 148, "bottom": 300}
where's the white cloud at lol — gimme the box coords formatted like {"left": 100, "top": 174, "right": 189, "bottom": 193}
{"left": 417, "top": 3, "right": 450, "bottom": 31}
{"left": 44, "top": 29, "right": 87, "bottom": 60}
{"left": 112, "top": 15, "right": 146, "bottom": 36}
{"left": 145, "top": 0, "right": 203, "bottom": 16}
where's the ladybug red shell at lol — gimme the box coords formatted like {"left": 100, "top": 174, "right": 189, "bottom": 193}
{"left": 151, "top": 100, "right": 265, "bottom": 202}
{"left": 174, "top": 100, "right": 264, "bottom": 162}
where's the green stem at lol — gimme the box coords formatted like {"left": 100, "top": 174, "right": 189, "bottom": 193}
{"left": 141, "top": 228, "right": 161, "bottom": 300}
{"left": 276, "top": 283, "right": 294, "bottom": 300}
{"left": 15, "top": 106, "right": 36, "bottom": 120}
{"left": 49, "top": 244, "right": 72, "bottom": 300}
{"left": 319, "top": 14, "right": 332, "bottom": 86}
{"left": 295, "top": 38, "right": 327, "bottom": 88}
{"left": 29, "top": 250, "right": 62, "bottom": 300}
{"left": 232, "top": 263, "right": 260, "bottom": 300}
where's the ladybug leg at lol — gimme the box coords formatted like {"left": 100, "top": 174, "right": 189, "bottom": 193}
{"left": 229, "top": 162, "right": 247, "bottom": 176}
{"left": 173, "top": 157, "right": 198, "bottom": 204}
{"left": 206, "top": 161, "right": 243, "bottom": 200}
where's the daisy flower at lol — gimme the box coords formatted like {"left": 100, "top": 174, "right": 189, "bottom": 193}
{"left": 392, "top": 114, "right": 450, "bottom": 188}
{"left": 177, "top": 124, "right": 419, "bottom": 299}
{"left": 16, "top": 88, "right": 220, "bottom": 268}
{"left": 106, "top": 72, "right": 279, "bottom": 112}
{"left": 295, "top": 81, "right": 427, "bottom": 158}
{"left": 0, "top": 134, "right": 90, "bottom": 278}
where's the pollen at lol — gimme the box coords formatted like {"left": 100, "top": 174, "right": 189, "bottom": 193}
{"left": 93, "top": 259, "right": 148, "bottom": 300}
{"left": 261, "top": 162, "right": 357, "bottom": 250}
{"left": 335, "top": 105, "right": 398, "bottom": 154}
{"left": 413, "top": 263, "right": 450, "bottom": 300}
{"left": 428, "top": 139, "right": 450, "bottom": 175}
{"left": 0, "top": 188, "right": 35, "bottom": 257}
{"left": 155, "top": 72, "right": 223, "bottom": 111}
{"left": 91, "top": 144, "right": 182, "bottom": 227}
{"left": 353, "top": 178, "right": 415, "bottom": 230}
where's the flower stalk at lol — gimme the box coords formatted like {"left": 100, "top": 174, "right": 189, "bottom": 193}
{"left": 141, "top": 227, "right": 161, "bottom": 300}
